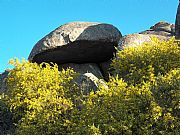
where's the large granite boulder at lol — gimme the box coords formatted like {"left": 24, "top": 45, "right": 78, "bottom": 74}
{"left": 175, "top": 1, "right": 180, "bottom": 39}
{"left": 58, "top": 63, "right": 107, "bottom": 94}
{"left": 28, "top": 22, "right": 122, "bottom": 64}
{"left": 140, "top": 22, "right": 175, "bottom": 37}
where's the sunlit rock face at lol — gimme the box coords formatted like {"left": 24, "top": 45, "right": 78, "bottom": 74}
{"left": 140, "top": 21, "right": 175, "bottom": 37}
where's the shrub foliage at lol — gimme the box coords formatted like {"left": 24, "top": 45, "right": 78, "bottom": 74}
{"left": 0, "top": 38, "right": 180, "bottom": 134}
{"left": 112, "top": 37, "right": 180, "bottom": 85}
{"left": 1, "top": 59, "right": 79, "bottom": 135}
{"left": 75, "top": 69, "right": 179, "bottom": 134}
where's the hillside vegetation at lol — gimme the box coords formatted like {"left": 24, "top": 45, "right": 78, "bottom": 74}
{"left": 0, "top": 38, "right": 180, "bottom": 134}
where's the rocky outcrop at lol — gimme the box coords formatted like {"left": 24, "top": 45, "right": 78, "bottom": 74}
{"left": 118, "top": 34, "right": 152, "bottom": 50}
{"left": 28, "top": 22, "right": 122, "bottom": 64}
{"left": 100, "top": 22, "right": 175, "bottom": 80}
{"left": 3, "top": 21, "right": 175, "bottom": 93}
{"left": 175, "top": 1, "right": 180, "bottom": 39}
{"left": 28, "top": 22, "right": 121, "bottom": 93}
{"left": 118, "top": 22, "right": 174, "bottom": 50}
{"left": 140, "top": 22, "right": 175, "bottom": 37}
{"left": 118, "top": 33, "right": 169, "bottom": 50}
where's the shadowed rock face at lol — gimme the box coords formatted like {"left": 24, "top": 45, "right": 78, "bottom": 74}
{"left": 29, "top": 22, "right": 122, "bottom": 64}
{"left": 58, "top": 63, "right": 107, "bottom": 94}
{"left": 32, "top": 40, "right": 116, "bottom": 64}
{"left": 0, "top": 71, "right": 9, "bottom": 92}
{"left": 175, "top": 1, "right": 180, "bottom": 39}
{"left": 58, "top": 63, "right": 103, "bottom": 78}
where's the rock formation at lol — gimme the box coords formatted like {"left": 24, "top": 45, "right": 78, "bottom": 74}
{"left": 28, "top": 22, "right": 122, "bottom": 93}
{"left": 0, "top": 21, "right": 176, "bottom": 93}
{"left": 118, "top": 22, "right": 174, "bottom": 50}
{"left": 28, "top": 22, "right": 121, "bottom": 64}
{"left": 175, "top": 0, "right": 180, "bottom": 39}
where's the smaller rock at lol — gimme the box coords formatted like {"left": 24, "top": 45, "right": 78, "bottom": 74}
{"left": 0, "top": 71, "right": 9, "bottom": 93}
{"left": 118, "top": 33, "right": 169, "bottom": 50}
{"left": 58, "top": 63, "right": 107, "bottom": 94}
{"left": 140, "top": 22, "right": 175, "bottom": 36}
{"left": 74, "top": 73, "right": 108, "bottom": 95}
{"left": 99, "top": 60, "right": 113, "bottom": 81}
{"left": 58, "top": 63, "right": 103, "bottom": 79}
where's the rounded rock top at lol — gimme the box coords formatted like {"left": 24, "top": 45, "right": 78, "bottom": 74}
{"left": 28, "top": 22, "right": 122, "bottom": 64}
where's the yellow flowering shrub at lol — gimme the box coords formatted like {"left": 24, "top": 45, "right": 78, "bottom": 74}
{"left": 151, "top": 68, "right": 180, "bottom": 118}
{"left": 112, "top": 37, "right": 180, "bottom": 85}
{"left": 74, "top": 69, "right": 179, "bottom": 134}
{"left": 0, "top": 37, "right": 180, "bottom": 134}
{"left": 71, "top": 38, "right": 180, "bottom": 134}
{"left": 2, "top": 59, "right": 79, "bottom": 135}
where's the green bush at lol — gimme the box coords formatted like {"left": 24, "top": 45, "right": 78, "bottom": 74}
{"left": 112, "top": 37, "right": 180, "bottom": 85}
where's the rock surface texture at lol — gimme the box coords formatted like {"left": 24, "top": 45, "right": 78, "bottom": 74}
{"left": 175, "top": 1, "right": 180, "bottom": 39}
{"left": 58, "top": 63, "right": 108, "bottom": 93}
{"left": 28, "top": 22, "right": 121, "bottom": 92}
{"left": 140, "top": 22, "right": 175, "bottom": 37}
{"left": 118, "top": 22, "right": 174, "bottom": 50}
{"left": 0, "top": 71, "right": 9, "bottom": 92}
{"left": 118, "top": 33, "right": 169, "bottom": 50}
{"left": 28, "top": 22, "right": 122, "bottom": 64}
{"left": 58, "top": 63, "right": 103, "bottom": 79}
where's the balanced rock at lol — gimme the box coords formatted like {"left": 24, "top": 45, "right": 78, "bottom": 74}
{"left": 28, "top": 22, "right": 122, "bottom": 64}
{"left": 140, "top": 22, "right": 175, "bottom": 37}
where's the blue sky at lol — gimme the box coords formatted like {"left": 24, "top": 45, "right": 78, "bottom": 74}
{"left": 0, "top": 0, "right": 178, "bottom": 72}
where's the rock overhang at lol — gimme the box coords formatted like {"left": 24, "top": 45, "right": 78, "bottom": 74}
{"left": 28, "top": 22, "right": 122, "bottom": 64}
